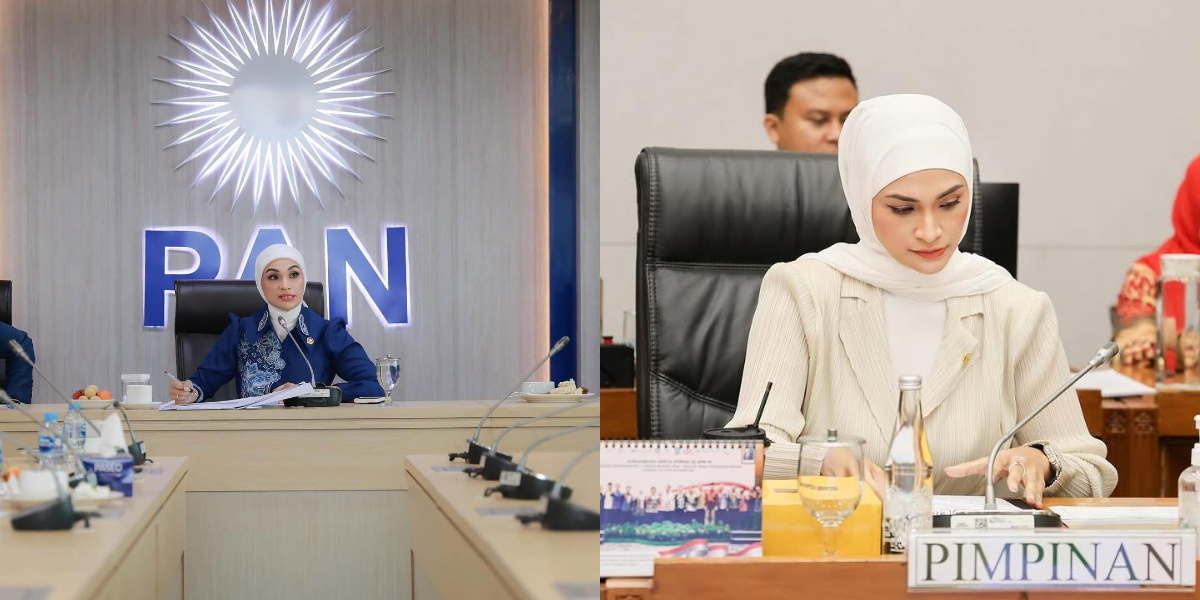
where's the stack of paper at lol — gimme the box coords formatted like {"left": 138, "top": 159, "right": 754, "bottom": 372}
{"left": 1073, "top": 369, "right": 1156, "bottom": 397}
{"left": 1049, "top": 505, "right": 1178, "bottom": 527}
{"left": 933, "top": 495, "right": 1018, "bottom": 514}
{"left": 157, "top": 383, "right": 315, "bottom": 410}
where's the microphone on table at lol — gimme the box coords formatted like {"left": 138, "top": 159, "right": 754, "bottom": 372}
{"left": 6, "top": 340, "right": 108, "bottom": 459}
{"left": 702, "top": 381, "right": 774, "bottom": 446}
{"left": 934, "top": 342, "right": 1120, "bottom": 529}
{"left": 516, "top": 444, "right": 600, "bottom": 531}
{"left": 464, "top": 396, "right": 599, "bottom": 480}
{"left": 110, "top": 400, "right": 149, "bottom": 465}
{"left": 278, "top": 316, "right": 342, "bottom": 407}
{"left": 483, "top": 417, "right": 599, "bottom": 500}
{"left": 0, "top": 390, "right": 91, "bottom": 531}
{"left": 450, "top": 336, "right": 570, "bottom": 465}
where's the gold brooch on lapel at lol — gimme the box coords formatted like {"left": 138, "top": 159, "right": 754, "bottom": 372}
{"left": 962, "top": 353, "right": 971, "bottom": 367}
{"left": 306, "top": 337, "right": 315, "bottom": 345}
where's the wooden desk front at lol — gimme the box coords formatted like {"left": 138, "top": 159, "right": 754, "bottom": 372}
{"left": 0, "top": 400, "right": 598, "bottom": 600}
{"left": 405, "top": 453, "right": 599, "bottom": 600}
{"left": 0, "top": 456, "right": 188, "bottom": 600}
{"left": 603, "top": 497, "right": 1191, "bottom": 600}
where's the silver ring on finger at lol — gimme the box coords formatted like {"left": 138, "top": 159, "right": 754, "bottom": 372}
{"left": 1011, "top": 456, "right": 1027, "bottom": 478}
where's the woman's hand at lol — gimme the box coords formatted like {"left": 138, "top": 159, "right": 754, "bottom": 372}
{"left": 169, "top": 380, "right": 198, "bottom": 405}
{"left": 273, "top": 383, "right": 299, "bottom": 392}
{"left": 944, "top": 447, "right": 1052, "bottom": 508}
{"left": 1115, "top": 321, "right": 1156, "bottom": 367}
{"left": 821, "top": 448, "right": 887, "bottom": 502}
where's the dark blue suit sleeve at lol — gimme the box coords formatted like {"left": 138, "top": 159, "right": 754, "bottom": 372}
{"left": 0, "top": 322, "right": 34, "bottom": 403}
{"left": 188, "top": 317, "right": 240, "bottom": 401}
{"left": 325, "top": 319, "right": 384, "bottom": 401}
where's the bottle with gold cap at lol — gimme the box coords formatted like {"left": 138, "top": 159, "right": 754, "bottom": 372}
{"left": 882, "top": 374, "right": 933, "bottom": 554}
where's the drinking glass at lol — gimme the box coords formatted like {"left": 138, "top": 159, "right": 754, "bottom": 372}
{"left": 795, "top": 429, "right": 865, "bottom": 558}
{"left": 375, "top": 355, "right": 401, "bottom": 406}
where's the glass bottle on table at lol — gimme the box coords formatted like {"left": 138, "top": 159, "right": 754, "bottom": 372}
{"left": 794, "top": 429, "right": 865, "bottom": 558}
{"left": 1157, "top": 254, "right": 1200, "bottom": 390}
{"left": 883, "top": 375, "right": 933, "bottom": 555}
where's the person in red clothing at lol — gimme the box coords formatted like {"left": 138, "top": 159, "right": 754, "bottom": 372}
{"left": 1115, "top": 155, "right": 1200, "bottom": 366}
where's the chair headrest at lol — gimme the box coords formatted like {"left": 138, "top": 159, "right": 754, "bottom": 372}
{"left": 636, "top": 147, "right": 857, "bottom": 265}
{"left": 174, "top": 280, "right": 325, "bottom": 335}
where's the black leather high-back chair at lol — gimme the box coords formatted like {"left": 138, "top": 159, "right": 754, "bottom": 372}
{"left": 174, "top": 280, "right": 325, "bottom": 401}
{"left": 635, "top": 148, "right": 1020, "bottom": 439}
{"left": 0, "top": 280, "right": 10, "bottom": 389}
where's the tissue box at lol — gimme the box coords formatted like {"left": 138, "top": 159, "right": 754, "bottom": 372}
{"left": 81, "top": 454, "right": 134, "bottom": 497}
{"left": 762, "top": 477, "right": 881, "bottom": 557}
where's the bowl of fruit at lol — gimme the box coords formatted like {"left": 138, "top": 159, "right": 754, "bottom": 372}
{"left": 72, "top": 385, "right": 113, "bottom": 409}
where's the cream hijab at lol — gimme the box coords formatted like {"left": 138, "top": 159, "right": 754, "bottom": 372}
{"left": 255, "top": 244, "right": 306, "bottom": 340}
{"left": 806, "top": 94, "right": 1012, "bottom": 302}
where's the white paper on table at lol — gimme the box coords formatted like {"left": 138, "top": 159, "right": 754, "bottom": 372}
{"left": 1049, "top": 505, "right": 1178, "bottom": 525}
{"left": 933, "top": 495, "right": 1019, "bottom": 515}
{"left": 157, "top": 383, "right": 315, "bottom": 411}
{"left": 1073, "top": 368, "right": 1157, "bottom": 398}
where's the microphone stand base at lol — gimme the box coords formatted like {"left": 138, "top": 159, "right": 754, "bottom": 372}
{"left": 283, "top": 385, "right": 343, "bottom": 407}
{"left": 933, "top": 509, "right": 1062, "bottom": 529}
{"left": 449, "top": 439, "right": 494, "bottom": 465}
{"left": 483, "top": 469, "right": 574, "bottom": 501}
{"left": 127, "top": 441, "right": 148, "bottom": 466}
{"left": 516, "top": 497, "right": 599, "bottom": 531}
{"left": 11, "top": 497, "right": 88, "bottom": 531}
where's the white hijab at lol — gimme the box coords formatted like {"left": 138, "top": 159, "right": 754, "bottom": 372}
{"left": 806, "top": 94, "right": 1012, "bottom": 302}
{"left": 255, "top": 244, "right": 306, "bottom": 341}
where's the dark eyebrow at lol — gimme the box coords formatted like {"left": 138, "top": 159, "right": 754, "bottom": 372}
{"left": 886, "top": 184, "right": 965, "bottom": 203}
{"left": 264, "top": 268, "right": 280, "bottom": 274}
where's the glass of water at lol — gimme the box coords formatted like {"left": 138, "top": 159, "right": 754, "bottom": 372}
{"left": 795, "top": 429, "right": 864, "bottom": 558}
{"left": 375, "top": 355, "right": 401, "bottom": 406}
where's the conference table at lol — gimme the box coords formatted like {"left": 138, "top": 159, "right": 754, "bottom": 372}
{"left": 0, "top": 456, "right": 189, "bottom": 600}
{"left": 0, "top": 399, "right": 599, "bottom": 600}
{"left": 601, "top": 497, "right": 1195, "bottom": 600}
{"left": 405, "top": 452, "right": 599, "bottom": 600}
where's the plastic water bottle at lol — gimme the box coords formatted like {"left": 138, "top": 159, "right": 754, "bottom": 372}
{"left": 38, "top": 412, "right": 63, "bottom": 470}
{"left": 63, "top": 403, "right": 86, "bottom": 467}
{"left": 1179, "top": 416, "right": 1200, "bottom": 552}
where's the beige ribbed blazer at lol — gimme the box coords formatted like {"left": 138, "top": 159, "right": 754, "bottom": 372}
{"left": 726, "top": 258, "right": 1117, "bottom": 498}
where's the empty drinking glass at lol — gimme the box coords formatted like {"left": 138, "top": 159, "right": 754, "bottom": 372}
{"left": 795, "top": 429, "right": 865, "bottom": 558}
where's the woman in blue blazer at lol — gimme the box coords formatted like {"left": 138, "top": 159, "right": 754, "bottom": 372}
{"left": 168, "top": 244, "right": 384, "bottom": 403}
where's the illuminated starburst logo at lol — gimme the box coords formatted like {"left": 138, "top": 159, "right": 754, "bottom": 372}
{"left": 156, "top": 0, "right": 390, "bottom": 213}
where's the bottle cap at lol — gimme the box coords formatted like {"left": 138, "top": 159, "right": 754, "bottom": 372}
{"left": 44, "top": 412, "right": 58, "bottom": 421}
{"left": 898, "top": 375, "right": 922, "bottom": 390}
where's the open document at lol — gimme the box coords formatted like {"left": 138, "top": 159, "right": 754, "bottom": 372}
{"left": 158, "top": 383, "right": 315, "bottom": 410}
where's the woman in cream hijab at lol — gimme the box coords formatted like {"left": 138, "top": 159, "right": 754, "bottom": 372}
{"left": 169, "top": 244, "right": 384, "bottom": 403}
{"left": 726, "top": 95, "right": 1116, "bottom": 506}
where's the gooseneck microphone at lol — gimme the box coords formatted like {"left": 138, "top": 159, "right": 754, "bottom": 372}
{"left": 110, "top": 401, "right": 149, "bottom": 465}
{"left": 8, "top": 340, "right": 102, "bottom": 436}
{"left": 516, "top": 444, "right": 601, "bottom": 531}
{"left": 483, "top": 417, "right": 600, "bottom": 500}
{"left": 465, "top": 396, "right": 599, "bottom": 480}
{"left": 278, "top": 316, "right": 342, "bottom": 407}
{"left": 982, "top": 342, "right": 1119, "bottom": 510}
{"left": 450, "top": 336, "right": 570, "bottom": 464}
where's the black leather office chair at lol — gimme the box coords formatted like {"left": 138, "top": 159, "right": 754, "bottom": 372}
{"left": 635, "top": 148, "right": 1020, "bottom": 439}
{"left": 0, "top": 280, "right": 10, "bottom": 390}
{"left": 174, "top": 280, "right": 325, "bottom": 401}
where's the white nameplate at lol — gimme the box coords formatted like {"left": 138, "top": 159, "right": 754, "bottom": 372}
{"left": 908, "top": 529, "right": 1196, "bottom": 590}
{"left": 300, "top": 389, "right": 332, "bottom": 398}
{"left": 499, "top": 470, "right": 522, "bottom": 486}
{"left": 950, "top": 513, "right": 1035, "bottom": 530}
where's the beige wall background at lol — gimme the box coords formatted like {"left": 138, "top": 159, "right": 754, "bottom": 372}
{"left": 600, "top": 0, "right": 1200, "bottom": 364}
{"left": 0, "top": 0, "right": 601, "bottom": 402}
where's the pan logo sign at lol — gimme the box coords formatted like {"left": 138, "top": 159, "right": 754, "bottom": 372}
{"left": 143, "top": 226, "right": 410, "bottom": 329}
{"left": 156, "top": 0, "right": 390, "bottom": 212}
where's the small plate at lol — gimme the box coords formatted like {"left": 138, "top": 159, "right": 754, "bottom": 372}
{"left": 353, "top": 397, "right": 386, "bottom": 404}
{"left": 77, "top": 399, "right": 113, "bottom": 409}
{"left": 2, "top": 491, "right": 124, "bottom": 510}
{"left": 119, "top": 402, "right": 162, "bottom": 410}
{"left": 519, "top": 393, "right": 594, "bottom": 403}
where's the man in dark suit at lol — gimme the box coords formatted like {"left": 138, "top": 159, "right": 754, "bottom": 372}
{"left": 0, "top": 321, "right": 34, "bottom": 403}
